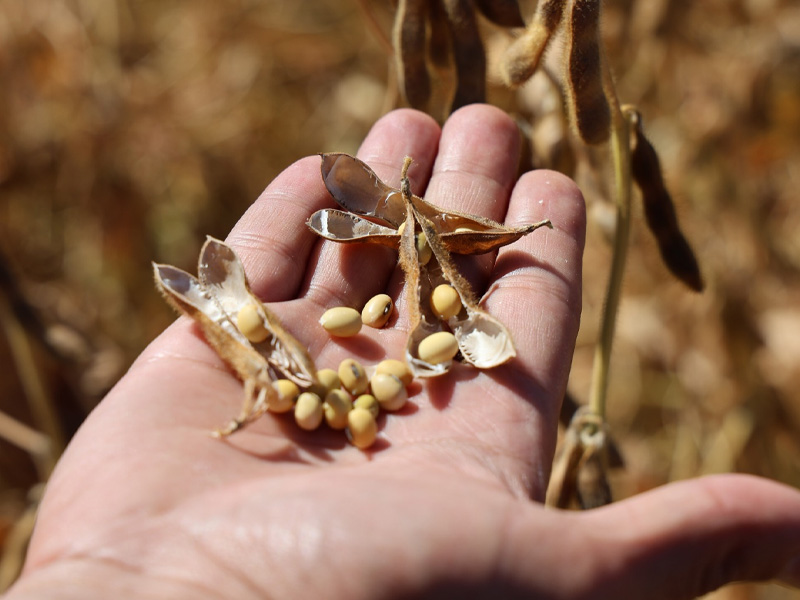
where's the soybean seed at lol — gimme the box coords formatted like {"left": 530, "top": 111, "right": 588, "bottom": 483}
{"left": 338, "top": 358, "right": 369, "bottom": 395}
{"left": 418, "top": 331, "right": 459, "bottom": 365}
{"left": 346, "top": 407, "right": 378, "bottom": 449}
{"left": 375, "top": 359, "right": 413, "bottom": 386}
{"left": 323, "top": 389, "right": 353, "bottom": 430}
{"left": 294, "top": 392, "right": 323, "bottom": 431}
{"left": 361, "top": 294, "right": 393, "bottom": 328}
{"left": 237, "top": 303, "right": 269, "bottom": 343}
{"left": 430, "top": 284, "right": 462, "bottom": 320}
{"left": 354, "top": 394, "right": 380, "bottom": 419}
{"left": 270, "top": 379, "right": 299, "bottom": 413}
{"left": 370, "top": 373, "right": 408, "bottom": 412}
{"left": 311, "top": 368, "right": 340, "bottom": 397}
{"left": 416, "top": 231, "right": 432, "bottom": 265}
{"left": 320, "top": 306, "right": 362, "bottom": 337}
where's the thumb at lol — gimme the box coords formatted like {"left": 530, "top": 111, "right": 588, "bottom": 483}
{"left": 501, "top": 474, "right": 800, "bottom": 599}
{"left": 574, "top": 474, "right": 800, "bottom": 598}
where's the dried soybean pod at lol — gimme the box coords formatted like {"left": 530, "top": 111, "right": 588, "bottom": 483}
{"left": 442, "top": 0, "right": 486, "bottom": 112}
{"left": 564, "top": 0, "right": 611, "bottom": 145}
{"left": 339, "top": 358, "right": 369, "bottom": 395}
{"left": 629, "top": 110, "right": 704, "bottom": 292}
{"left": 323, "top": 389, "right": 353, "bottom": 430}
{"left": 270, "top": 379, "right": 299, "bottom": 414}
{"left": 375, "top": 359, "right": 413, "bottom": 386}
{"left": 347, "top": 408, "right": 378, "bottom": 449}
{"left": 427, "top": 0, "right": 451, "bottom": 68}
{"left": 295, "top": 392, "right": 323, "bottom": 431}
{"left": 501, "top": 0, "right": 567, "bottom": 88}
{"left": 473, "top": 0, "right": 525, "bottom": 28}
{"left": 394, "top": 0, "right": 431, "bottom": 110}
{"left": 362, "top": 294, "right": 393, "bottom": 328}
{"left": 320, "top": 306, "right": 362, "bottom": 337}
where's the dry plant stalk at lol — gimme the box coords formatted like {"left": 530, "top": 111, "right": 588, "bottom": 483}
{"left": 496, "top": 0, "right": 704, "bottom": 508}
{"left": 307, "top": 153, "right": 551, "bottom": 377}
{"left": 154, "top": 237, "right": 318, "bottom": 436}
{"left": 546, "top": 407, "right": 611, "bottom": 509}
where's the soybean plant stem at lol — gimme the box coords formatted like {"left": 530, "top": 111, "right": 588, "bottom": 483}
{"left": 586, "top": 88, "right": 632, "bottom": 422}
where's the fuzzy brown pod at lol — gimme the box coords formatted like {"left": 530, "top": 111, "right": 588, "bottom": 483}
{"left": 564, "top": 0, "right": 611, "bottom": 145}
{"left": 628, "top": 109, "right": 704, "bottom": 292}
{"left": 500, "top": 0, "right": 567, "bottom": 88}
{"left": 308, "top": 153, "right": 551, "bottom": 255}
{"left": 153, "top": 236, "right": 318, "bottom": 435}
{"left": 392, "top": 0, "right": 524, "bottom": 114}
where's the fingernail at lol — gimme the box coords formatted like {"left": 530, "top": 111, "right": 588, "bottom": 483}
{"left": 778, "top": 556, "right": 800, "bottom": 589}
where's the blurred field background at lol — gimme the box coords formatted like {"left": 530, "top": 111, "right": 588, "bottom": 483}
{"left": 0, "top": 0, "right": 799, "bottom": 597}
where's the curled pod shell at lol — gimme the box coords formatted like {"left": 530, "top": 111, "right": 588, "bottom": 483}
{"left": 310, "top": 154, "right": 550, "bottom": 254}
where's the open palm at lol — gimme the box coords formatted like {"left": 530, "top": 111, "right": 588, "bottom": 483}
{"left": 8, "top": 106, "right": 800, "bottom": 600}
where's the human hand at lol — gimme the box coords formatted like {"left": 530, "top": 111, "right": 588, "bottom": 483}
{"left": 6, "top": 105, "right": 800, "bottom": 599}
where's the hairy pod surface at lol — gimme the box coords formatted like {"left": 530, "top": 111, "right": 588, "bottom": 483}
{"left": 565, "top": 0, "right": 611, "bottom": 144}
{"left": 630, "top": 111, "right": 704, "bottom": 291}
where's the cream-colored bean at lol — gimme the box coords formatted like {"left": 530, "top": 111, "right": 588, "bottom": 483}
{"left": 370, "top": 373, "right": 408, "bottom": 412}
{"left": 338, "top": 358, "right": 369, "bottom": 395}
{"left": 418, "top": 331, "right": 459, "bottom": 365}
{"left": 237, "top": 303, "right": 269, "bottom": 343}
{"left": 320, "top": 306, "right": 362, "bottom": 337}
{"left": 311, "top": 368, "right": 341, "bottom": 397}
{"left": 416, "top": 231, "right": 432, "bottom": 265}
{"left": 399, "top": 222, "right": 431, "bottom": 265}
{"left": 270, "top": 379, "right": 299, "bottom": 413}
{"left": 361, "top": 294, "right": 393, "bottom": 328}
{"left": 294, "top": 392, "right": 323, "bottom": 431}
{"left": 454, "top": 226, "right": 475, "bottom": 233}
{"left": 354, "top": 394, "right": 380, "bottom": 419}
{"left": 430, "top": 284, "right": 462, "bottom": 320}
{"left": 346, "top": 407, "right": 377, "bottom": 449}
{"left": 374, "top": 359, "right": 413, "bottom": 386}
{"left": 323, "top": 389, "right": 353, "bottom": 430}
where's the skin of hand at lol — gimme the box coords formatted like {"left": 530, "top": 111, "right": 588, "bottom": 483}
{"left": 6, "top": 105, "right": 800, "bottom": 600}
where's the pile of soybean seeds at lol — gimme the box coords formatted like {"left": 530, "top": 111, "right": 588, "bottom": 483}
{"left": 154, "top": 154, "right": 550, "bottom": 450}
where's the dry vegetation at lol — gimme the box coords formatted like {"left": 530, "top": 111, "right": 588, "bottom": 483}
{"left": 0, "top": 0, "right": 799, "bottom": 597}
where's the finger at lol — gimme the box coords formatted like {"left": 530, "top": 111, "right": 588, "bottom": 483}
{"left": 503, "top": 475, "right": 800, "bottom": 599}
{"left": 225, "top": 156, "right": 330, "bottom": 302}
{"left": 425, "top": 103, "right": 520, "bottom": 219}
{"left": 301, "top": 109, "right": 441, "bottom": 310}
{"left": 486, "top": 169, "right": 585, "bottom": 419}
{"left": 423, "top": 104, "right": 522, "bottom": 290}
